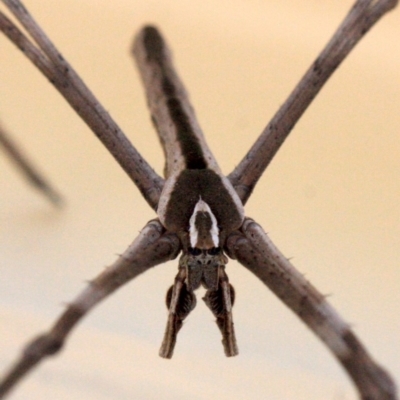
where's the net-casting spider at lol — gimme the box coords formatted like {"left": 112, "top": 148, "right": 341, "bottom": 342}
{"left": 0, "top": 0, "right": 398, "bottom": 399}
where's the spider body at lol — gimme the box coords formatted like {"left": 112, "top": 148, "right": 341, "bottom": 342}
{"left": 141, "top": 27, "right": 244, "bottom": 247}
{"left": 133, "top": 27, "right": 245, "bottom": 357}
{"left": 157, "top": 169, "right": 244, "bottom": 248}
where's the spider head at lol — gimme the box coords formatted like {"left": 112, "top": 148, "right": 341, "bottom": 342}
{"left": 188, "top": 197, "right": 219, "bottom": 250}
{"left": 172, "top": 198, "right": 226, "bottom": 291}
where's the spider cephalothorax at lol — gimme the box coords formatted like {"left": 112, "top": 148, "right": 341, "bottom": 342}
{"left": 160, "top": 196, "right": 239, "bottom": 358}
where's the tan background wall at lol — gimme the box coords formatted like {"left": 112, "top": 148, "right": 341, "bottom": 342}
{"left": 1, "top": 1, "right": 399, "bottom": 398}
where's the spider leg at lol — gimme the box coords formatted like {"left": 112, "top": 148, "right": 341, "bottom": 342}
{"left": 159, "top": 268, "right": 197, "bottom": 359}
{"left": 0, "top": 122, "right": 62, "bottom": 205}
{"left": 225, "top": 217, "right": 397, "bottom": 400}
{"left": 0, "top": 220, "right": 180, "bottom": 399}
{"left": 0, "top": 1, "right": 164, "bottom": 209}
{"left": 203, "top": 268, "right": 238, "bottom": 357}
{"left": 228, "top": 0, "right": 398, "bottom": 204}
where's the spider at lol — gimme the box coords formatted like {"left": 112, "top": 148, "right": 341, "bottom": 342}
{"left": 0, "top": 0, "right": 398, "bottom": 399}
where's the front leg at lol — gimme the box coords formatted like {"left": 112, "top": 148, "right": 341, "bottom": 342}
{"left": 225, "top": 218, "right": 397, "bottom": 400}
{"left": 160, "top": 248, "right": 239, "bottom": 358}
{"left": 203, "top": 268, "right": 238, "bottom": 357}
{"left": 159, "top": 267, "right": 197, "bottom": 359}
{"left": 0, "top": 220, "right": 180, "bottom": 399}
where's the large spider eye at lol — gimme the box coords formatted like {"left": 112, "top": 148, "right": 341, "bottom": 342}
{"left": 188, "top": 247, "right": 202, "bottom": 256}
{"left": 207, "top": 247, "right": 221, "bottom": 256}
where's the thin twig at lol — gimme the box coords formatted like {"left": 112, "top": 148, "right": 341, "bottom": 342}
{"left": 0, "top": 122, "right": 62, "bottom": 205}
{"left": 225, "top": 218, "right": 398, "bottom": 400}
{"left": 228, "top": 0, "right": 398, "bottom": 204}
{"left": 0, "top": 0, "right": 164, "bottom": 209}
{"left": 0, "top": 220, "right": 180, "bottom": 399}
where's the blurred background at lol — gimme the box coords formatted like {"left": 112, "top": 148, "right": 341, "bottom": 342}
{"left": 1, "top": 1, "right": 399, "bottom": 399}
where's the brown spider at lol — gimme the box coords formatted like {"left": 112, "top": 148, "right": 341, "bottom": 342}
{"left": 0, "top": 1, "right": 399, "bottom": 399}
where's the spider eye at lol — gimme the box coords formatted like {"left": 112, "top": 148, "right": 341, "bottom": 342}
{"left": 188, "top": 247, "right": 202, "bottom": 256}
{"left": 207, "top": 247, "right": 221, "bottom": 256}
